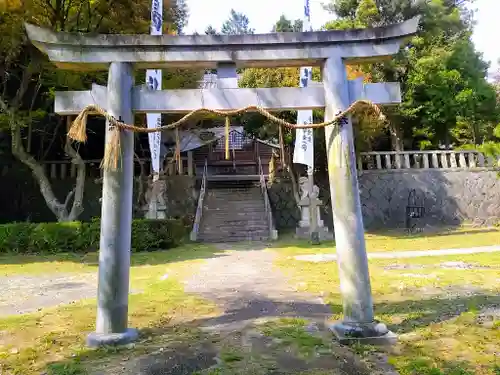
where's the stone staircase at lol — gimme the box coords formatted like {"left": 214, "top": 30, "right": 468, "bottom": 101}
{"left": 198, "top": 181, "right": 271, "bottom": 242}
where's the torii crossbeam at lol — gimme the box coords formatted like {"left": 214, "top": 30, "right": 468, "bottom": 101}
{"left": 25, "top": 17, "right": 419, "bottom": 347}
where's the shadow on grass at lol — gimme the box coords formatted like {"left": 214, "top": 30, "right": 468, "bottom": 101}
{"left": 43, "top": 292, "right": 500, "bottom": 375}
{"left": 375, "top": 293, "right": 500, "bottom": 334}
{"left": 42, "top": 293, "right": 363, "bottom": 375}
{"left": 375, "top": 293, "right": 500, "bottom": 375}
{"left": 183, "top": 291, "right": 332, "bottom": 330}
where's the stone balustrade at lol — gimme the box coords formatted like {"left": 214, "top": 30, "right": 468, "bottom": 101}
{"left": 357, "top": 150, "right": 498, "bottom": 172}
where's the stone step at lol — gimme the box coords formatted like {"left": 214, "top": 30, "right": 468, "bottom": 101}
{"left": 200, "top": 227, "right": 269, "bottom": 233}
{"left": 202, "top": 216, "right": 268, "bottom": 223}
{"left": 200, "top": 220, "right": 269, "bottom": 227}
{"left": 207, "top": 188, "right": 260, "bottom": 193}
{"left": 201, "top": 218, "right": 269, "bottom": 225}
{"left": 204, "top": 205, "right": 265, "bottom": 210}
{"left": 207, "top": 189, "right": 260, "bottom": 194}
{"left": 208, "top": 187, "right": 260, "bottom": 191}
{"left": 199, "top": 225, "right": 269, "bottom": 231}
{"left": 200, "top": 224, "right": 269, "bottom": 234}
{"left": 197, "top": 185, "right": 271, "bottom": 243}
{"left": 200, "top": 222, "right": 268, "bottom": 227}
{"left": 206, "top": 196, "right": 262, "bottom": 201}
{"left": 203, "top": 216, "right": 267, "bottom": 223}
{"left": 206, "top": 193, "right": 261, "bottom": 198}
{"left": 205, "top": 205, "right": 265, "bottom": 209}
{"left": 207, "top": 195, "right": 262, "bottom": 200}
{"left": 204, "top": 214, "right": 266, "bottom": 218}
{"left": 198, "top": 234, "right": 270, "bottom": 242}
{"left": 204, "top": 209, "right": 266, "bottom": 213}
{"left": 205, "top": 197, "right": 263, "bottom": 202}
{"left": 203, "top": 209, "right": 267, "bottom": 217}
{"left": 205, "top": 197, "right": 263, "bottom": 203}
{"left": 203, "top": 216, "right": 267, "bottom": 222}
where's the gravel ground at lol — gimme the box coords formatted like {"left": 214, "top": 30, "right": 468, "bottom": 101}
{"left": 0, "top": 273, "right": 97, "bottom": 316}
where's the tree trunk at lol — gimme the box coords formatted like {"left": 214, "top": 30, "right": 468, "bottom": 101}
{"left": 0, "top": 60, "right": 86, "bottom": 222}
{"left": 8, "top": 112, "right": 86, "bottom": 222}
{"left": 389, "top": 122, "right": 404, "bottom": 151}
{"left": 64, "top": 116, "right": 86, "bottom": 221}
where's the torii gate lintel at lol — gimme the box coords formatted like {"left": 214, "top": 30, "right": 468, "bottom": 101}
{"left": 54, "top": 80, "right": 401, "bottom": 115}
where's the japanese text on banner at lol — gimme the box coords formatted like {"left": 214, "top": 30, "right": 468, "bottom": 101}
{"left": 146, "top": 0, "right": 163, "bottom": 174}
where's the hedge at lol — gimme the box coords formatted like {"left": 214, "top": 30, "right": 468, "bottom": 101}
{"left": 0, "top": 218, "right": 188, "bottom": 254}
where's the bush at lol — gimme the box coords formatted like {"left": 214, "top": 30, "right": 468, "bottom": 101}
{"left": 0, "top": 218, "right": 188, "bottom": 255}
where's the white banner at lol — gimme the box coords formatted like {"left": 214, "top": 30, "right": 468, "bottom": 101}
{"left": 146, "top": 0, "right": 163, "bottom": 174}
{"left": 293, "top": 0, "right": 314, "bottom": 171}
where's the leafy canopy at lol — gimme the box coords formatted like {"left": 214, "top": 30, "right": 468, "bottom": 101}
{"left": 323, "top": 0, "right": 499, "bottom": 150}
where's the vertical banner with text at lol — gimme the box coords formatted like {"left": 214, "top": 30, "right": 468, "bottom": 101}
{"left": 146, "top": 0, "right": 163, "bottom": 176}
{"left": 293, "top": 0, "right": 314, "bottom": 172}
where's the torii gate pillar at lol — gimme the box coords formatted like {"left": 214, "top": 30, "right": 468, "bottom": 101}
{"left": 323, "top": 57, "right": 390, "bottom": 343}
{"left": 87, "top": 62, "right": 138, "bottom": 347}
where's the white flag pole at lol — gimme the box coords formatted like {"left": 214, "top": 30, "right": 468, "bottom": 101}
{"left": 146, "top": 0, "right": 163, "bottom": 182}
{"left": 294, "top": 0, "right": 319, "bottom": 243}
{"left": 145, "top": 0, "right": 164, "bottom": 219}
{"left": 293, "top": 0, "right": 314, "bottom": 174}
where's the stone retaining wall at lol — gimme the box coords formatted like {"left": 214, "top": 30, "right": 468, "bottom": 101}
{"left": 358, "top": 170, "right": 500, "bottom": 229}
{"left": 269, "top": 169, "right": 500, "bottom": 231}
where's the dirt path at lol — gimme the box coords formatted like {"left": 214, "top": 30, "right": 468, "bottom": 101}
{"left": 131, "top": 243, "right": 396, "bottom": 375}
{"left": 183, "top": 243, "right": 331, "bottom": 332}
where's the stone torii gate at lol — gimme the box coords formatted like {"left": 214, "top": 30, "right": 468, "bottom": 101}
{"left": 25, "top": 18, "right": 419, "bottom": 346}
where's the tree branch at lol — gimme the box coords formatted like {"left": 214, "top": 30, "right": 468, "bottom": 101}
{"left": 0, "top": 97, "right": 67, "bottom": 220}
{"left": 64, "top": 187, "right": 76, "bottom": 207}
{"left": 65, "top": 116, "right": 85, "bottom": 220}
{"left": 40, "top": 117, "right": 63, "bottom": 161}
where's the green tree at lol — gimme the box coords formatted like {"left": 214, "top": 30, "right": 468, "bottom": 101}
{"left": 322, "top": 0, "right": 499, "bottom": 150}
{"left": 0, "top": 0, "right": 193, "bottom": 221}
{"left": 170, "top": 0, "right": 188, "bottom": 34}
{"left": 272, "top": 15, "right": 303, "bottom": 32}
{"left": 204, "top": 25, "right": 217, "bottom": 35}
{"left": 221, "top": 9, "right": 255, "bottom": 35}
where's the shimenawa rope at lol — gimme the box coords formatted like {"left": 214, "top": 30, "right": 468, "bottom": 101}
{"left": 67, "top": 101, "right": 383, "bottom": 171}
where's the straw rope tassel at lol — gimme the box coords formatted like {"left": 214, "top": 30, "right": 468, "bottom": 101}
{"left": 67, "top": 107, "right": 91, "bottom": 143}
{"left": 101, "top": 126, "right": 121, "bottom": 171}
{"left": 175, "top": 127, "right": 181, "bottom": 173}
{"left": 278, "top": 124, "right": 285, "bottom": 165}
{"left": 225, "top": 116, "right": 230, "bottom": 160}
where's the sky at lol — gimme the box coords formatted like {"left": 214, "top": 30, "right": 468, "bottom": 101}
{"left": 184, "top": 0, "right": 499, "bottom": 77}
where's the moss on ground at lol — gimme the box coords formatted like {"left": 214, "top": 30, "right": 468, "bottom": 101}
{"left": 275, "top": 245, "right": 500, "bottom": 375}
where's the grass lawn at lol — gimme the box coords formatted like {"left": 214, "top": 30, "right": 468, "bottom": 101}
{"left": 272, "top": 227, "right": 500, "bottom": 256}
{"left": 275, "top": 248, "right": 500, "bottom": 375}
{"left": 1, "top": 228, "right": 499, "bottom": 375}
{"left": 0, "top": 243, "right": 389, "bottom": 375}
{"left": 0, "top": 244, "right": 222, "bottom": 375}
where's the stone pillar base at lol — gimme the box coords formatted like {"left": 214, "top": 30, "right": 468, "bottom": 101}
{"left": 328, "top": 321, "right": 397, "bottom": 346}
{"left": 87, "top": 328, "right": 139, "bottom": 348}
{"left": 295, "top": 226, "right": 334, "bottom": 241}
